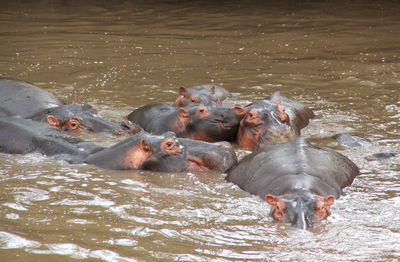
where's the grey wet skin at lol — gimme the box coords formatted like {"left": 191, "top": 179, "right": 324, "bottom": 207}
{"left": 173, "top": 85, "right": 232, "bottom": 107}
{"left": 236, "top": 92, "right": 314, "bottom": 150}
{"left": 332, "top": 133, "right": 373, "bottom": 147}
{"left": 31, "top": 104, "right": 137, "bottom": 135}
{"left": 0, "top": 78, "right": 138, "bottom": 135}
{"left": 82, "top": 132, "right": 237, "bottom": 172}
{"left": 0, "top": 117, "right": 103, "bottom": 160}
{"left": 0, "top": 78, "right": 63, "bottom": 118}
{"left": 226, "top": 138, "right": 359, "bottom": 229}
{"left": 127, "top": 103, "right": 242, "bottom": 142}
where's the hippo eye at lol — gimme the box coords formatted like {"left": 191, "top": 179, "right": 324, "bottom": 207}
{"left": 249, "top": 112, "right": 253, "bottom": 118}
{"left": 199, "top": 109, "right": 204, "bottom": 113}
{"left": 167, "top": 142, "right": 173, "bottom": 147}
{"left": 67, "top": 119, "right": 82, "bottom": 131}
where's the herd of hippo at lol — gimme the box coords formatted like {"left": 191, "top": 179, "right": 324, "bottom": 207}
{"left": 2, "top": 77, "right": 381, "bottom": 230}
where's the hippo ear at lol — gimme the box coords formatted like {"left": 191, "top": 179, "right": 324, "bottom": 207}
{"left": 210, "top": 86, "right": 216, "bottom": 95}
{"left": 73, "top": 95, "right": 79, "bottom": 104}
{"left": 317, "top": 195, "right": 335, "bottom": 209}
{"left": 179, "top": 86, "right": 189, "bottom": 97}
{"left": 178, "top": 107, "right": 190, "bottom": 119}
{"left": 265, "top": 194, "right": 278, "bottom": 205}
{"left": 140, "top": 139, "right": 151, "bottom": 152}
{"left": 265, "top": 194, "right": 285, "bottom": 221}
{"left": 233, "top": 106, "right": 248, "bottom": 116}
{"left": 315, "top": 195, "right": 335, "bottom": 221}
{"left": 46, "top": 115, "right": 62, "bottom": 129}
{"left": 276, "top": 99, "right": 290, "bottom": 124}
{"left": 212, "top": 95, "right": 221, "bottom": 106}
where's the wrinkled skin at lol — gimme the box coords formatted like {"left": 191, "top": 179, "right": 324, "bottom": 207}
{"left": 173, "top": 85, "right": 232, "bottom": 107}
{"left": 0, "top": 78, "right": 139, "bottom": 135}
{"left": 0, "top": 117, "right": 104, "bottom": 160}
{"left": 127, "top": 103, "right": 242, "bottom": 142}
{"left": 235, "top": 92, "right": 314, "bottom": 150}
{"left": 226, "top": 138, "right": 359, "bottom": 229}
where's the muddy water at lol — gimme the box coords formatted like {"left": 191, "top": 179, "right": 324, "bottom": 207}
{"left": 1, "top": 0, "right": 400, "bottom": 261}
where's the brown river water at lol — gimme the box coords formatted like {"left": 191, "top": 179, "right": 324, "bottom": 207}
{"left": 1, "top": 0, "right": 399, "bottom": 261}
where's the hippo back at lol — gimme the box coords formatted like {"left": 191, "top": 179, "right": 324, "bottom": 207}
{"left": 0, "top": 78, "right": 63, "bottom": 118}
{"left": 127, "top": 103, "right": 176, "bottom": 129}
{"left": 226, "top": 138, "right": 359, "bottom": 199}
{"left": 0, "top": 117, "right": 92, "bottom": 158}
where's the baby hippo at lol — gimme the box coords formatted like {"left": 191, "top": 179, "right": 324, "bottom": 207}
{"left": 173, "top": 85, "right": 232, "bottom": 107}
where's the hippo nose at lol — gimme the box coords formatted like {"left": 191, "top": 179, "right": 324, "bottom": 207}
{"left": 113, "top": 129, "right": 124, "bottom": 135}
{"left": 292, "top": 201, "right": 312, "bottom": 230}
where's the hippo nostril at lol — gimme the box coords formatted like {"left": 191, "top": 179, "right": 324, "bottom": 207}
{"left": 114, "top": 129, "right": 124, "bottom": 135}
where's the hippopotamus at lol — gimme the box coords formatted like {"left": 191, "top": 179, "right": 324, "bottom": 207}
{"left": 234, "top": 92, "right": 314, "bottom": 150}
{"left": 0, "top": 117, "right": 104, "bottom": 160}
{"left": 332, "top": 133, "right": 396, "bottom": 161}
{"left": 173, "top": 85, "right": 232, "bottom": 107}
{"left": 178, "top": 138, "right": 237, "bottom": 172}
{"left": 127, "top": 103, "right": 242, "bottom": 142}
{"left": 81, "top": 132, "right": 237, "bottom": 172}
{"left": 0, "top": 78, "right": 138, "bottom": 135}
{"left": 332, "top": 133, "right": 373, "bottom": 147}
{"left": 226, "top": 138, "right": 359, "bottom": 229}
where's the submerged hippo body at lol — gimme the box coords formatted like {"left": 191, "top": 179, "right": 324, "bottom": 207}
{"left": 0, "top": 78, "right": 138, "bottom": 135}
{"left": 235, "top": 92, "right": 314, "bottom": 150}
{"left": 127, "top": 103, "right": 241, "bottom": 142}
{"left": 0, "top": 78, "right": 63, "bottom": 118}
{"left": 332, "top": 133, "right": 373, "bottom": 148}
{"left": 173, "top": 85, "right": 232, "bottom": 107}
{"left": 177, "top": 138, "right": 237, "bottom": 172}
{"left": 0, "top": 117, "right": 103, "bottom": 160}
{"left": 226, "top": 138, "right": 359, "bottom": 229}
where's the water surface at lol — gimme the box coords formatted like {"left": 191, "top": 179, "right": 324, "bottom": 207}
{"left": 1, "top": 1, "right": 399, "bottom": 261}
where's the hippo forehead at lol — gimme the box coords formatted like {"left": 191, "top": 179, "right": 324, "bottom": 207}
{"left": 47, "top": 104, "right": 98, "bottom": 121}
{"left": 281, "top": 191, "right": 318, "bottom": 227}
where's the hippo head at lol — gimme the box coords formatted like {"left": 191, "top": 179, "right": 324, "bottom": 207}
{"left": 265, "top": 189, "right": 335, "bottom": 230}
{"left": 31, "top": 104, "right": 139, "bottom": 135}
{"left": 183, "top": 105, "right": 242, "bottom": 142}
{"left": 235, "top": 100, "right": 294, "bottom": 150}
{"left": 84, "top": 132, "right": 184, "bottom": 171}
{"left": 139, "top": 132, "right": 186, "bottom": 172}
{"left": 173, "top": 86, "right": 221, "bottom": 107}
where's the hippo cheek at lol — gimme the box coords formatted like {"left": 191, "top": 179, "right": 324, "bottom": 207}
{"left": 173, "top": 95, "right": 185, "bottom": 107}
{"left": 186, "top": 157, "right": 211, "bottom": 172}
{"left": 119, "top": 144, "right": 152, "bottom": 170}
{"left": 237, "top": 125, "right": 262, "bottom": 150}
